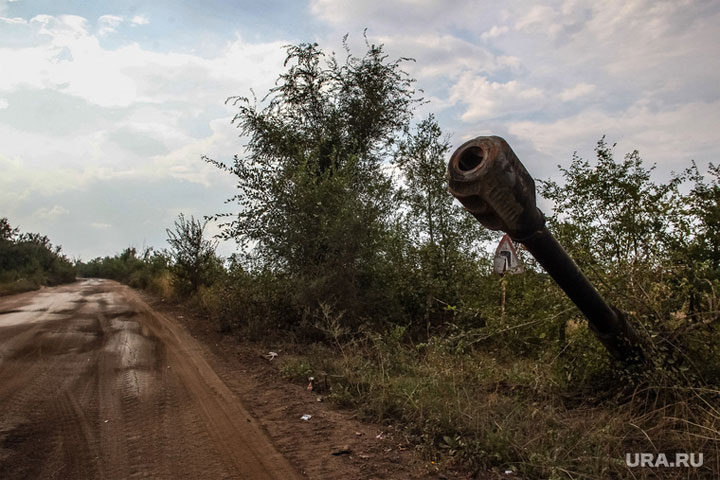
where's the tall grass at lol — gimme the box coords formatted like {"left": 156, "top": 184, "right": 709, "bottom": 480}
{"left": 271, "top": 309, "right": 720, "bottom": 479}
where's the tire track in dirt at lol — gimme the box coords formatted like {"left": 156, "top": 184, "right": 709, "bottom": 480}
{"left": 122, "top": 286, "right": 300, "bottom": 479}
{"left": 0, "top": 289, "right": 99, "bottom": 479}
{"left": 44, "top": 391, "right": 104, "bottom": 480}
{"left": 95, "top": 310, "right": 131, "bottom": 480}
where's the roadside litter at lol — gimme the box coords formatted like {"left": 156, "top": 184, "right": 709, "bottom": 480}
{"left": 265, "top": 351, "right": 278, "bottom": 360}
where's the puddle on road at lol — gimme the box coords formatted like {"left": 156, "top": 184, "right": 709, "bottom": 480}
{"left": 0, "top": 289, "right": 87, "bottom": 328}
{"left": 106, "top": 329, "right": 156, "bottom": 371}
{"left": 38, "top": 331, "right": 101, "bottom": 356}
{"left": 106, "top": 309, "right": 140, "bottom": 321}
{"left": 0, "top": 311, "right": 68, "bottom": 328}
{"left": 1, "top": 279, "right": 162, "bottom": 403}
{"left": 105, "top": 327, "right": 160, "bottom": 401}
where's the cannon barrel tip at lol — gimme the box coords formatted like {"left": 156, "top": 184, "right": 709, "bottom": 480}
{"left": 448, "top": 136, "right": 544, "bottom": 239}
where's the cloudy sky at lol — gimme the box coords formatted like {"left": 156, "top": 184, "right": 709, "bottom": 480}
{"left": 1, "top": 0, "right": 718, "bottom": 260}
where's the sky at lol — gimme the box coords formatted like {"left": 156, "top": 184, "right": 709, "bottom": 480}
{"left": 1, "top": 0, "right": 718, "bottom": 260}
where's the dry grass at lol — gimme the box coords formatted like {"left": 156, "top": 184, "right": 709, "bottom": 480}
{"left": 145, "top": 270, "right": 174, "bottom": 299}
{"left": 275, "top": 329, "right": 720, "bottom": 479}
{"left": 0, "top": 278, "right": 41, "bottom": 296}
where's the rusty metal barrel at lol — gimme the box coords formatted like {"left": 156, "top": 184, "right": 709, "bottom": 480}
{"left": 448, "top": 136, "right": 645, "bottom": 364}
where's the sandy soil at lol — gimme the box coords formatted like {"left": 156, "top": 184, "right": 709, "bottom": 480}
{"left": 0, "top": 279, "right": 459, "bottom": 479}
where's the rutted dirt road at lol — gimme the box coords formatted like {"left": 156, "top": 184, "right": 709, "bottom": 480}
{"left": 0, "top": 279, "right": 300, "bottom": 479}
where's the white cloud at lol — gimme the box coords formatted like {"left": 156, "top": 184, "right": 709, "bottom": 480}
{"left": 0, "top": 136, "right": 122, "bottom": 210}
{"left": 310, "top": 0, "right": 491, "bottom": 33}
{"left": 503, "top": 0, "right": 720, "bottom": 96}
{"left": 481, "top": 25, "right": 509, "bottom": 40}
{"left": 130, "top": 15, "right": 149, "bottom": 26}
{"left": 374, "top": 33, "right": 501, "bottom": 79}
{"left": 559, "top": 83, "right": 595, "bottom": 101}
{"left": 0, "top": 15, "right": 25, "bottom": 24}
{"left": 508, "top": 100, "right": 720, "bottom": 173}
{"left": 97, "top": 14, "right": 123, "bottom": 36}
{"left": 0, "top": 12, "right": 288, "bottom": 226}
{"left": 90, "top": 222, "right": 112, "bottom": 229}
{"left": 449, "top": 74, "right": 544, "bottom": 121}
{"left": 514, "top": 5, "right": 558, "bottom": 35}
{"left": 0, "top": 18, "right": 286, "bottom": 108}
{"left": 34, "top": 205, "right": 69, "bottom": 220}
{"left": 308, "top": 0, "right": 720, "bottom": 184}
{"left": 31, "top": 14, "right": 88, "bottom": 40}
{"left": 94, "top": 14, "right": 148, "bottom": 35}
{"left": 150, "top": 117, "right": 243, "bottom": 186}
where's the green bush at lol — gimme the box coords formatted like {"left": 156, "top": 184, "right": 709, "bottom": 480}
{"left": 0, "top": 218, "right": 75, "bottom": 295}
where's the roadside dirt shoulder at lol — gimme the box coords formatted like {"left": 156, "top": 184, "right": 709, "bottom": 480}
{"left": 139, "top": 291, "right": 456, "bottom": 480}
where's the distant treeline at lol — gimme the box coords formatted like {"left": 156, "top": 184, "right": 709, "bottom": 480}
{"left": 0, "top": 218, "right": 76, "bottom": 295}
{"left": 76, "top": 246, "right": 171, "bottom": 292}
{"left": 75, "top": 213, "right": 223, "bottom": 299}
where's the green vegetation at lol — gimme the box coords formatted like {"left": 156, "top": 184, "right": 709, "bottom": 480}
{"left": 203, "top": 38, "right": 425, "bottom": 331}
{"left": 76, "top": 214, "right": 222, "bottom": 299}
{"left": 76, "top": 246, "right": 174, "bottom": 297}
{"left": 0, "top": 218, "right": 76, "bottom": 295}
{"left": 79, "top": 38, "right": 720, "bottom": 478}
{"left": 165, "top": 214, "right": 223, "bottom": 295}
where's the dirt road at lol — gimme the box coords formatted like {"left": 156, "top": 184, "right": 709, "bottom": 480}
{"left": 0, "top": 279, "right": 301, "bottom": 479}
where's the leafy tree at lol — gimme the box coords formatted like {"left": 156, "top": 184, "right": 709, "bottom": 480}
{"left": 538, "top": 137, "right": 686, "bottom": 272}
{"left": 536, "top": 139, "right": 720, "bottom": 377}
{"left": 396, "top": 115, "right": 488, "bottom": 253}
{"left": 205, "top": 37, "right": 421, "bottom": 324}
{"left": 395, "top": 115, "right": 489, "bottom": 328}
{"left": 665, "top": 161, "right": 720, "bottom": 318}
{"left": 166, "top": 214, "right": 220, "bottom": 294}
{"left": 685, "top": 162, "right": 720, "bottom": 270}
{"left": 0, "top": 217, "right": 18, "bottom": 242}
{"left": 0, "top": 218, "right": 75, "bottom": 292}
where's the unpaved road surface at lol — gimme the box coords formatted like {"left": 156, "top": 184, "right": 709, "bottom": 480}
{"left": 0, "top": 279, "right": 300, "bottom": 479}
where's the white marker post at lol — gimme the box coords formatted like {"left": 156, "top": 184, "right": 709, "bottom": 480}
{"left": 493, "top": 234, "right": 523, "bottom": 320}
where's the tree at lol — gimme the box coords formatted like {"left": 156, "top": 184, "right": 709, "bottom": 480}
{"left": 394, "top": 115, "right": 489, "bottom": 328}
{"left": 204, "top": 36, "right": 422, "bottom": 324}
{"left": 535, "top": 138, "right": 719, "bottom": 369}
{"left": 0, "top": 218, "right": 75, "bottom": 289}
{"left": 685, "top": 162, "right": 720, "bottom": 270}
{"left": 166, "top": 214, "right": 219, "bottom": 294}
{"left": 538, "top": 137, "right": 686, "bottom": 272}
{"left": 0, "top": 217, "right": 18, "bottom": 242}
